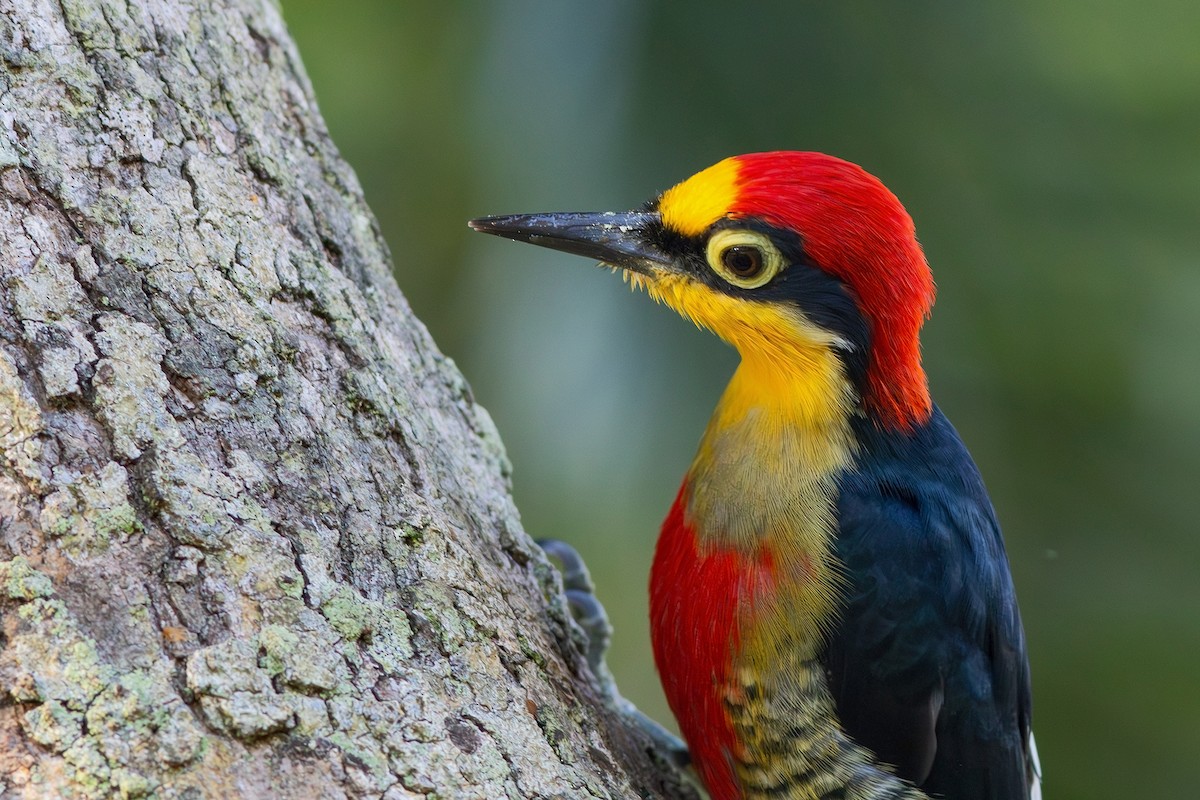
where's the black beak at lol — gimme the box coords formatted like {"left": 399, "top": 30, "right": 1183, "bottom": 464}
{"left": 468, "top": 211, "right": 672, "bottom": 274}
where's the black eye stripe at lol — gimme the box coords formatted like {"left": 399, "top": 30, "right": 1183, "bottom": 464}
{"left": 641, "top": 215, "right": 813, "bottom": 285}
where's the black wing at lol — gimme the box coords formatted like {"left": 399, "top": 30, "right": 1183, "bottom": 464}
{"left": 824, "top": 408, "right": 1036, "bottom": 799}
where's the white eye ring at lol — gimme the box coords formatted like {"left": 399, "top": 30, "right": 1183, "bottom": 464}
{"left": 706, "top": 229, "right": 785, "bottom": 289}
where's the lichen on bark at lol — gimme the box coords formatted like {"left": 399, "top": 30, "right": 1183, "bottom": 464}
{"left": 0, "top": 1, "right": 692, "bottom": 798}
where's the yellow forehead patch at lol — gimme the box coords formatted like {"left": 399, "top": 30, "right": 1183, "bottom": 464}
{"left": 658, "top": 156, "right": 741, "bottom": 237}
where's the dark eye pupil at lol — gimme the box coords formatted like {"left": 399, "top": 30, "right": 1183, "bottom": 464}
{"left": 722, "top": 245, "right": 764, "bottom": 277}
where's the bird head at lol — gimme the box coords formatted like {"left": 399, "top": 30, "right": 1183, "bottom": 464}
{"left": 470, "top": 152, "right": 935, "bottom": 430}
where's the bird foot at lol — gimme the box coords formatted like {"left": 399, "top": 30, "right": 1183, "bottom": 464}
{"left": 538, "top": 538, "right": 691, "bottom": 770}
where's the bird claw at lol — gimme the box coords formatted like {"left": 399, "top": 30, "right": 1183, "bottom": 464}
{"left": 538, "top": 539, "right": 618, "bottom": 691}
{"left": 564, "top": 588, "right": 612, "bottom": 674}
{"left": 538, "top": 538, "right": 691, "bottom": 769}
{"left": 539, "top": 538, "right": 597, "bottom": 595}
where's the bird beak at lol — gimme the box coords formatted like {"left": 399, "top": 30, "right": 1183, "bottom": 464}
{"left": 468, "top": 211, "right": 673, "bottom": 275}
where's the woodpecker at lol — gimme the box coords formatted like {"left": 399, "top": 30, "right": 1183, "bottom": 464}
{"left": 471, "top": 152, "right": 1040, "bottom": 800}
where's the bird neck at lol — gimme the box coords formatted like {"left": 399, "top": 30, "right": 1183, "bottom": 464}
{"left": 680, "top": 349, "right": 856, "bottom": 662}
{"left": 685, "top": 349, "right": 857, "bottom": 555}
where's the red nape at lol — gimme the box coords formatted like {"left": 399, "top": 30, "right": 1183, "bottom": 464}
{"left": 650, "top": 483, "right": 778, "bottom": 800}
{"left": 731, "top": 152, "right": 935, "bottom": 430}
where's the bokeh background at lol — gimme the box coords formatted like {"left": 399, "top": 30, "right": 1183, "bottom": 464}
{"left": 281, "top": 3, "right": 1200, "bottom": 798}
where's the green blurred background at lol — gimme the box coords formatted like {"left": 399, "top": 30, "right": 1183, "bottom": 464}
{"left": 281, "top": 2, "right": 1199, "bottom": 797}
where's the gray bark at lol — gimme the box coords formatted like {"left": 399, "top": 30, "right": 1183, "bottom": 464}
{"left": 0, "top": 1, "right": 692, "bottom": 798}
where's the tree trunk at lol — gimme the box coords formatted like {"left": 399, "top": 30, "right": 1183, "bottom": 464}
{"left": 0, "top": 1, "right": 692, "bottom": 798}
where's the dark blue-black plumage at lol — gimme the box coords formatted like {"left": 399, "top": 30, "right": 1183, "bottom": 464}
{"left": 825, "top": 408, "right": 1036, "bottom": 799}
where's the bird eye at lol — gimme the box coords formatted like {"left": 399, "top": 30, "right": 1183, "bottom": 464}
{"left": 720, "top": 245, "right": 764, "bottom": 278}
{"left": 706, "top": 229, "right": 784, "bottom": 289}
